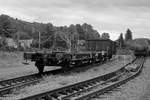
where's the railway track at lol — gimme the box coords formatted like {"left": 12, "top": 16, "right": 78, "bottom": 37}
{"left": 0, "top": 58, "right": 111, "bottom": 96}
{"left": 19, "top": 57, "right": 143, "bottom": 100}
{"left": 0, "top": 68, "right": 62, "bottom": 96}
{"left": 71, "top": 57, "right": 144, "bottom": 100}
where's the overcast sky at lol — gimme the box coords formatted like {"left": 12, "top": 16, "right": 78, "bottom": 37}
{"left": 0, "top": 0, "right": 150, "bottom": 40}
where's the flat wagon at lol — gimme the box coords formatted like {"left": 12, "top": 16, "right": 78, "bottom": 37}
{"left": 24, "top": 39, "right": 116, "bottom": 73}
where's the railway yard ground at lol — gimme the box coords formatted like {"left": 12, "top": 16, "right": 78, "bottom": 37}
{"left": 0, "top": 51, "right": 150, "bottom": 100}
{"left": 0, "top": 51, "right": 59, "bottom": 80}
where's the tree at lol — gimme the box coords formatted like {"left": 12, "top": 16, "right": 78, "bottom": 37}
{"left": 76, "top": 24, "right": 85, "bottom": 40}
{"left": 0, "top": 15, "right": 13, "bottom": 37}
{"left": 44, "top": 23, "right": 55, "bottom": 40}
{"left": 101, "top": 32, "right": 110, "bottom": 39}
{"left": 117, "top": 33, "right": 124, "bottom": 48}
{"left": 125, "top": 28, "right": 132, "bottom": 41}
{"left": 82, "top": 23, "right": 100, "bottom": 39}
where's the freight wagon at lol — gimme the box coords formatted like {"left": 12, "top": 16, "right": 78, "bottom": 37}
{"left": 24, "top": 39, "right": 116, "bottom": 73}
{"left": 86, "top": 39, "right": 116, "bottom": 57}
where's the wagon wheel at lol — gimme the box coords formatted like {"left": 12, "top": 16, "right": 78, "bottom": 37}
{"left": 56, "top": 53, "right": 63, "bottom": 60}
{"left": 37, "top": 66, "right": 44, "bottom": 74}
{"left": 35, "top": 60, "right": 44, "bottom": 74}
{"left": 61, "top": 59, "right": 70, "bottom": 72}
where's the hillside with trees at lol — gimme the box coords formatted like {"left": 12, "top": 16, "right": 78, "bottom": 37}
{"left": 0, "top": 14, "right": 100, "bottom": 50}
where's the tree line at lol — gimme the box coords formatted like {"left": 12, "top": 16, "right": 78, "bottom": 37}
{"left": 0, "top": 14, "right": 134, "bottom": 50}
{"left": 0, "top": 14, "right": 101, "bottom": 50}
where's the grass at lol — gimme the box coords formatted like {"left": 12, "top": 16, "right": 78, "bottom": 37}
{"left": 0, "top": 51, "right": 24, "bottom": 68}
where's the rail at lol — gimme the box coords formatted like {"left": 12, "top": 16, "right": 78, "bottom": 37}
{"left": 0, "top": 69, "right": 62, "bottom": 96}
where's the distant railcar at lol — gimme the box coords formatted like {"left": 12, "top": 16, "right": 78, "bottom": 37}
{"left": 127, "top": 38, "right": 150, "bottom": 57}
{"left": 24, "top": 39, "right": 116, "bottom": 73}
{"left": 134, "top": 49, "right": 148, "bottom": 57}
{"left": 133, "top": 45, "right": 149, "bottom": 57}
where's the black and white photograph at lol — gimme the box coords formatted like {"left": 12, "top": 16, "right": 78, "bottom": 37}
{"left": 0, "top": 0, "right": 149, "bottom": 100}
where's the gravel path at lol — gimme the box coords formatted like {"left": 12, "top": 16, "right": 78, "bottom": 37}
{"left": 0, "top": 55, "right": 134, "bottom": 100}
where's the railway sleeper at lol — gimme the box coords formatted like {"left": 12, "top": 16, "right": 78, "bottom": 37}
{"left": 58, "top": 91, "right": 68, "bottom": 96}
{"left": 40, "top": 95, "right": 55, "bottom": 100}
{"left": 50, "top": 93, "right": 61, "bottom": 99}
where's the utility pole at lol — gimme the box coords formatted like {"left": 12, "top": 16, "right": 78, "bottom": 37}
{"left": 76, "top": 33, "right": 79, "bottom": 52}
{"left": 52, "top": 32, "right": 56, "bottom": 52}
{"left": 17, "top": 31, "right": 19, "bottom": 51}
{"left": 69, "top": 34, "right": 72, "bottom": 53}
{"left": 38, "top": 31, "right": 41, "bottom": 49}
{"left": 15, "top": 18, "right": 19, "bottom": 51}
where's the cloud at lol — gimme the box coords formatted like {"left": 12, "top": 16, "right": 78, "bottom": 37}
{"left": 0, "top": 0, "right": 150, "bottom": 40}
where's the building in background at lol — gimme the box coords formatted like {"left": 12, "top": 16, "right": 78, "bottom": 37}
{"left": 18, "top": 39, "right": 33, "bottom": 50}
